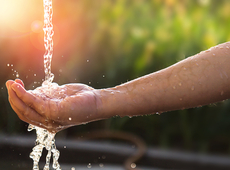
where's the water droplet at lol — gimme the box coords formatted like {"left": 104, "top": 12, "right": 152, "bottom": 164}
{"left": 64, "top": 146, "right": 66, "bottom": 148}
{"left": 196, "top": 63, "right": 199, "bottom": 66}
{"left": 172, "top": 86, "right": 176, "bottom": 89}
{"left": 71, "top": 167, "right": 75, "bottom": 170}
{"left": 28, "top": 124, "right": 35, "bottom": 131}
{"left": 131, "top": 163, "right": 136, "bottom": 169}
{"left": 178, "top": 82, "right": 182, "bottom": 86}
{"left": 7, "top": 64, "right": 9, "bottom": 67}
{"left": 69, "top": 117, "right": 72, "bottom": 121}
{"left": 226, "top": 46, "right": 229, "bottom": 49}
{"left": 87, "top": 60, "right": 89, "bottom": 62}
{"left": 89, "top": 82, "right": 91, "bottom": 85}
{"left": 16, "top": 73, "right": 19, "bottom": 78}
{"left": 191, "top": 86, "right": 195, "bottom": 91}
{"left": 183, "top": 67, "right": 186, "bottom": 70}
{"left": 99, "top": 163, "right": 104, "bottom": 168}
{"left": 220, "top": 46, "right": 224, "bottom": 49}
{"left": 34, "top": 74, "right": 36, "bottom": 76}
{"left": 11, "top": 64, "right": 13, "bottom": 67}
{"left": 213, "top": 53, "right": 215, "bottom": 56}
{"left": 87, "top": 163, "right": 92, "bottom": 169}
{"left": 102, "top": 75, "right": 105, "bottom": 78}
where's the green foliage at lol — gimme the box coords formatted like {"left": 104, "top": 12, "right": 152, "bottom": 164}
{"left": 1, "top": 0, "right": 230, "bottom": 154}
{"left": 80, "top": 0, "right": 230, "bottom": 154}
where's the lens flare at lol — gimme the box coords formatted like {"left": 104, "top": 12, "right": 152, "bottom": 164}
{"left": 31, "top": 20, "right": 43, "bottom": 33}
{"left": 0, "top": 0, "right": 42, "bottom": 33}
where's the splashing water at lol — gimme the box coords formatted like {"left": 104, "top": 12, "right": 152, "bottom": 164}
{"left": 28, "top": 0, "right": 61, "bottom": 170}
{"left": 28, "top": 125, "right": 61, "bottom": 170}
{"left": 43, "top": 0, "right": 54, "bottom": 84}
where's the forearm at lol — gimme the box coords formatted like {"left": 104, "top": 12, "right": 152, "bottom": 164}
{"left": 97, "top": 42, "right": 230, "bottom": 118}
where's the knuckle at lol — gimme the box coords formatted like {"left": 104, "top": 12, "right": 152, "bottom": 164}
{"left": 23, "top": 107, "right": 30, "bottom": 117}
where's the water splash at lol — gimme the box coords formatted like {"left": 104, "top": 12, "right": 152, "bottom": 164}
{"left": 43, "top": 0, "right": 54, "bottom": 84}
{"left": 28, "top": 125, "right": 61, "bottom": 170}
{"left": 28, "top": 0, "right": 61, "bottom": 169}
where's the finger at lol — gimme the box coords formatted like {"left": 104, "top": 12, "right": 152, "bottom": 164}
{"left": 11, "top": 82, "right": 46, "bottom": 115}
{"left": 15, "top": 79, "right": 24, "bottom": 87}
{"left": 11, "top": 98, "right": 60, "bottom": 133}
{"left": 9, "top": 95, "right": 46, "bottom": 127}
{"left": 9, "top": 97, "right": 31, "bottom": 123}
{"left": 6, "top": 80, "right": 15, "bottom": 90}
{"left": 8, "top": 85, "right": 42, "bottom": 121}
{"left": 8, "top": 85, "right": 29, "bottom": 116}
{"left": 10, "top": 102, "right": 48, "bottom": 130}
{"left": 6, "top": 80, "right": 15, "bottom": 102}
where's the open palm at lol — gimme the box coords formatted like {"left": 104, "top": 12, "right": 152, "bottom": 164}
{"left": 6, "top": 79, "right": 99, "bottom": 133}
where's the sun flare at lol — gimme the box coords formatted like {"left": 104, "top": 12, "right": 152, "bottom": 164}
{"left": 0, "top": 0, "right": 43, "bottom": 33}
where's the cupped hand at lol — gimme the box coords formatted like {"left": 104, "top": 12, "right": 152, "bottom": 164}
{"left": 6, "top": 79, "right": 101, "bottom": 133}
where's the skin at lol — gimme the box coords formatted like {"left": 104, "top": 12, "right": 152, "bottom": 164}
{"left": 6, "top": 42, "right": 230, "bottom": 133}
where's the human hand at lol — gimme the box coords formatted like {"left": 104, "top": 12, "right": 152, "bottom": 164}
{"left": 6, "top": 79, "right": 101, "bottom": 133}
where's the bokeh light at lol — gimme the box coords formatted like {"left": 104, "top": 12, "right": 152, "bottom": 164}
{"left": 0, "top": 0, "right": 43, "bottom": 34}
{"left": 1, "top": 0, "right": 230, "bottom": 158}
{"left": 31, "top": 20, "right": 43, "bottom": 33}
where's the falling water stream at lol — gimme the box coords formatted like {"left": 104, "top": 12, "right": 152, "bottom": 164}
{"left": 28, "top": 0, "right": 61, "bottom": 170}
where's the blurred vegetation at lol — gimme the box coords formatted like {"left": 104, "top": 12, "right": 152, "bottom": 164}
{"left": 1, "top": 0, "right": 230, "bottom": 155}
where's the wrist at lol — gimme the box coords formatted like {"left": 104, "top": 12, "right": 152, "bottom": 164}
{"left": 95, "top": 86, "right": 130, "bottom": 119}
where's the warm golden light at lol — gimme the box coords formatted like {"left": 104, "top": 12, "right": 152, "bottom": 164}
{"left": 0, "top": 0, "right": 42, "bottom": 33}
{"left": 31, "top": 20, "right": 43, "bottom": 33}
{"left": 30, "top": 24, "right": 60, "bottom": 51}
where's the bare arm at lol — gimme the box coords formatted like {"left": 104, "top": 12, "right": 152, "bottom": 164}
{"left": 6, "top": 42, "right": 230, "bottom": 132}
{"left": 98, "top": 42, "right": 230, "bottom": 118}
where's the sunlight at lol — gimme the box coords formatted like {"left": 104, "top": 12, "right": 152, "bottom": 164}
{"left": 0, "top": 0, "right": 42, "bottom": 33}
{"left": 31, "top": 20, "right": 43, "bottom": 33}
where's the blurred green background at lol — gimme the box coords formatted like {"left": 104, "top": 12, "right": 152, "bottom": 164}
{"left": 1, "top": 0, "right": 230, "bottom": 155}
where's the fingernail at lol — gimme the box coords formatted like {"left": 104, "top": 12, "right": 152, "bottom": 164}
{"left": 11, "top": 83, "right": 17, "bottom": 91}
